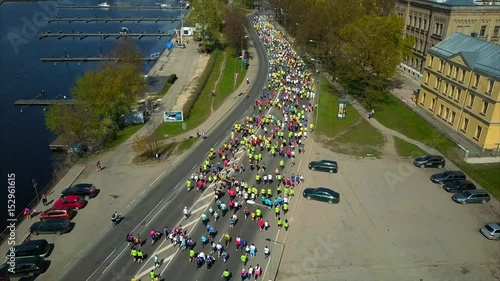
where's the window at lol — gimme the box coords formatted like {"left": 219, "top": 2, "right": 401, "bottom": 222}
{"left": 474, "top": 125, "right": 482, "bottom": 140}
{"left": 421, "top": 92, "right": 426, "bottom": 105}
{"left": 447, "top": 65, "right": 453, "bottom": 76}
{"left": 450, "top": 111, "right": 456, "bottom": 124}
{"left": 443, "top": 82, "right": 448, "bottom": 95}
{"left": 434, "top": 77, "right": 440, "bottom": 89}
{"left": 425, "top": 73, "right": 430, "bottom": 84}
{"left": 424, "top": 19, "right": 428, "bottom": 30}
{"left": 445, "top": 107, "right": 450, "bottom": 120}
{"left": 430, "top": 98, "right": 436, "bottom": 111}
{"left": 454, "top": 89, "right": 461, "bottom": 101}
{"left": 439, "top": 104, "right": 444, "bottom": 116}
{"left": 434, "top": 23, "right": 443, "bottom": 35}
{"left": 460, "top": 69, "right": 466, "bottom": 83}
{"left": 428, "top": 56, "right": 434, "bottom": 67}
{"left": 454, "top": 67, "right": 459, "bottom": 80}
{"left": 487, "top": 80, "right": 495, "bottom": 94}
{"left": 468, "top": 93, "right": 475, "bottom": 107}
{"left": 462, "top": 118, "right": 469, "bottom": 132}
{"left": 473, "top": 74, "right": 480, "bottom": 88}
{"left": 481, "top": 100, "right": 489, "bottom": 115}
{"left": 438, "top": 60, "right": 444, "bottom": 72}
{"left": 479, "top": 25, "right": 487, "bottom": 37}
{"left": 409, "top": 15, "right": 413, "bottom": 26}
{"left": 418, "top": 18, "right": 422, "bottom": 29}
{"left": 494, "top": 26, "right": 500, "bottom": 37}
{"left": 448, "top": 85, "right": 455, "bottom": 98}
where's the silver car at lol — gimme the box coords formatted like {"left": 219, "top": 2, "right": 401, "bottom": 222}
{"left": 451, "top": 189, "right": 490, "bottom": 204}
{"left": 480, "top": 223, "right": 500, "bottom": 241}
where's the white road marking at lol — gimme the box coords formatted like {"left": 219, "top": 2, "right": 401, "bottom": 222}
{"left": 78, "top": 242, "right": 91, "bottom": 256}
{"left": 190, "top": 203, "right": 210, "bottom": 216}
{"left": 150, "top": 170, "right": 167, "bottom": 186}
{"left": 64, "top": 261, "right": 73, "bottom": 269}
{"left": 136, "top": 255, "right": 175, "bottom": 279}
{"left": 263, "top": 221, "right": 282, "bottom": 279}
{"left": 138, "top": 190, "right": 146, "bottom": 197}
{"left": 86, "top": 248, "right": 117, "bottom": 280}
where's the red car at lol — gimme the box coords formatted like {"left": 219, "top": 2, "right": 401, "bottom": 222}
{"left": 54, "top": 195, "right": 87, "bottom": 210}
{"left": 39, "top": 206, "right": 76, "bottom": 220}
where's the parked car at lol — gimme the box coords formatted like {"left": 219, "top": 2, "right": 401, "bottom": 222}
{"left": 413, "top": 155, "right": 445, "bottom": 168}
{"left": 53, "top": 195, "right": 87, "bottom": 210}
{"left": 5, "top": 239, "right": 50, "bottom": 259}
{"left": 303, "top": 187, "right": 340, "bottom": 204}
{"left": 30, "top": 218, "right": 71, "bottom": 236}
{"left": 0, "top": 256, "right": 45, "bottom": 277}
{"left": 430, "top": 170, "right": 465, "bottom": 184}
{"left": 39, "top": 206, "right": 76, "bottom": 220}
{"left": 451, "top": 189, "right": 490, "bottom": 204}
{"left": 480, "top": 223, "right": 500, "bottom": 241}
{"left": 308, "top": 160, "right": 338, "bottom": 173}
{"left": 61, "top": 183, "right": 96, "bottom": 199}
{"left": 443, "top": 180, "right": 476, "bottom": 193}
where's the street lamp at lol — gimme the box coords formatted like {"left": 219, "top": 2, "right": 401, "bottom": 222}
{"left": 32, "top": 178, "right": 39, "bottom": 204}
{"left": 241, "top": 35, "right": 248, "bottom": 71}
{"left": 310, "top": 58, "right": 322, "bottom": 129}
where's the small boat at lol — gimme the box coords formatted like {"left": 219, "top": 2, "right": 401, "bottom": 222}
{"left": 155, "top": 3, "right": 172, "bottom": 8}
{"left": 120, "top": 27, "right": 129, "bottom": 34}
{"left": 97, "top": 2, "right": 110, "bottom": 7}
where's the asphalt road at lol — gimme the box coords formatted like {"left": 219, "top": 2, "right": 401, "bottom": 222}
{"left": 57, "top": 15, "right": 273, "bottom": 281}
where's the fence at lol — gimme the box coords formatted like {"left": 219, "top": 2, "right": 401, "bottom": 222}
{"left": 0, "top": 156, "right": 77, "bottom": 244}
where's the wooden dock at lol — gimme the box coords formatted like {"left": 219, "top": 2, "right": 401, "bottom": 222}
{"left": 38, "top": 32, "right": 174, "bottom": 40}
{"left": 40, "top": 57, "right": 158, "bottom": 62}
{"left": 45, "top": 17, "right": 180, "bottom": 23}
{"left": 15, "top": 99, "right": 77, "bottom": 106}
{"left": 56, "top": 4, "right": 184, "bottom": 10}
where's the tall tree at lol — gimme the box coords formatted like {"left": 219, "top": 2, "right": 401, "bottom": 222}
{"left": 224, "top": 6, "right": 247, "bottom": 52}
{"left": 339, "top": 15, "right": 414, "bottom": 104}
{"left": 189, "top": 0, "right": 224, "bottom": 47}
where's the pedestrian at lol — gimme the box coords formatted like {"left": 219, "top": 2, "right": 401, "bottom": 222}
{"left": 149, "top": 270, "right": 156, "bottom": 280}
{"left": 284, "top": 219, "right": 289, "bottom": 231}
{"left": 41, "top": 194, "right": 48, "bottom": 206}
{"left": 264, "top": 220, "right": 270, "bottom": 231}
{"left": 137, "top": 249, "right": 144, "bottom": 263}
{"left": 96, "top": 160, "right": 102, "bottom": 171}
{"left": 277, "top": 217, "right": 282, "bottom": 229}
{"left": 222, "top": 269, "right": 231, "bottom": 280}
{"left": 131, "top": 247, "right": 138, "bottom": 262}
{"left": 259, "top": 218, "right": 264, "bottom": 232}
{"left": 264, "top": 246, "right": 270, "bottom": 259}
{"left": 240, "top": 254, "right": 248, "bottom": 266}
{"left": 153, "top": 255, "right": 160, "bottom": 268}
{"left": 254, "top": 265, "right": 261, "bottom": 279}
{"left": 250, "top": 244, "right": 256, "bottom": 258}
{"left": 23, "top": 208, "right": 31, "bottom": 220}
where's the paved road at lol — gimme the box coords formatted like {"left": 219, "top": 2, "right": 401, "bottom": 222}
{"left": 54, "top": 18, "right": 270, "bottom": 281}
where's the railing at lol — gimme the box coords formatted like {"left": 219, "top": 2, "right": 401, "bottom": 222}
{"left": 0, "top": 156, "right": 77, "bottom": 244}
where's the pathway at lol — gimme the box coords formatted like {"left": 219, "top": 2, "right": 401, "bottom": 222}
{"left": 211, "top": 50, "right": 228, "bottom": 114}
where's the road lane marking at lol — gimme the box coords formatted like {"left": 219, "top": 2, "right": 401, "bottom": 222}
{"left": 64, "top": 261, "right": 73, "bottom": 269}
{"left": 190, "top": 203, "right": 210, "bottom": 216}
{"left": 78, "top": 242, "right": 91, "bottom": 256}
{"left": 150, "top": 170, "right": 167, "bottom": 186}
{"left": 136, "top": 255, "right": 175, "bottom": 279}
{"left": 86, "top": 248, "right": 117, "bottom": 280}
{"left": 138, "top": 190, "right": 146, "bottom": 197}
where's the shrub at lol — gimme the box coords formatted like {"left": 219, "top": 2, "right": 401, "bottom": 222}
{"left": 167, "top": 74, "right": 178, "bottom": 84}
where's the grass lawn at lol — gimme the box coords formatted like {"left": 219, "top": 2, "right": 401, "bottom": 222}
{"left": 316, "top": 77, "right": 384, "bottom": 157}
{"left": 156, "top": 47, "right": 247, "bottom": 140}
{"left": 108, "top": 124, "right": 144, "bottom": 150}
{"left": 132, "top": 142, "right": 176, "bottom": 164}
{"left": 394, "top": 137, "right": 428, "bottom": 158}
{"left": 176, "top": 137, "right": 199, "bottom": 153}
{"left": 374, "top": 93, "right": 500, "bottom": 198}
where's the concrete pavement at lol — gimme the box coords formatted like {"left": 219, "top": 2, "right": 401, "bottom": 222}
{"left": 0, "top": 26, "right": 264, "bottom": 280}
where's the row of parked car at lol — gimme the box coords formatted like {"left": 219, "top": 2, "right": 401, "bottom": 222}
{"left": 0, "top": 183, "right": 98, "bottom": 278}
{"left": 413, "top": 155, "right": 499, "bottom": 241}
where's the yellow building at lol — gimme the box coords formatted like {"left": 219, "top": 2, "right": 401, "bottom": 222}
{"left": 396, "top": 0, "right": 500, "bottom": 77}
{"left": 418, "top": 32, "right": 500, "bottom": 151}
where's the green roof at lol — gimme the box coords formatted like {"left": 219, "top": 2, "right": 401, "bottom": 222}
{"left": 429, "top": 32, "right": 500, "bottom": 79}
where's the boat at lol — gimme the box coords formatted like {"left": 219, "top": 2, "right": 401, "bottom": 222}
{"left": 155, "top": 3, "right": 172, "bottom": 8}
{"left": 97, "top": 2, "right": 110, "bottom": 7}
{"left": 120, "top": 27, "right": 129, "bottom": 34}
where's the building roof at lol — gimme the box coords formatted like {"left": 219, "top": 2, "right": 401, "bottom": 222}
{"left": 429, "top": 32, "right": 500, "bottom": 79}
{"left": 428, "top": 0, "right": 500, "bottom": 6}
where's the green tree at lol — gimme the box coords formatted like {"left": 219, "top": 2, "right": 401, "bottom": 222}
{"left": 45, "top": 104, "right": 101, "bottom": 144}
{"left": 224, "top": 6, "right": 247, "bottom": 52}
{"left": 189, "top": 0, "right": 224, "bottom": 47}
{"left": 339, "top": 15, "right": 414, "bottom": 104}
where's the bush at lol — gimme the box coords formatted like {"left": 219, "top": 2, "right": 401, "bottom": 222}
{"left": 182, "top": 50, "right": 220, "bottom": 119}
{"left": 167, "top": 74, "right": 178, "bottom": 84}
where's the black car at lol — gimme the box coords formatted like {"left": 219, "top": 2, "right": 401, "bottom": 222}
{"left": 303, "top": 187, "right": 340, "bottom": 204}
{"left": 443, "top": 180, "right": 476, "bottom": 193}
{"left": 308, "top": 160, "right": 338, "bottom": 173}
{"left": 5, "top": 239, "right": 50, "bottom": 259}
{"left": 61, "top": 183, "right": 96, "bottom": 199}
{"left": 30, "top": 218, "right": 71, "bottom": 236}
{"left": 0, "top": 256, "right": 45, "bottom": 278}
{"left": 413, "top": 155, "right": 445, "bottom": 168}
{"left": 430, "top": 171, "right": 466, "bottom": 184}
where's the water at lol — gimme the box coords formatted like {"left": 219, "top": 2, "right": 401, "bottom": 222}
{"left": 0, "top": 0, "right": 183, "bottom": 231}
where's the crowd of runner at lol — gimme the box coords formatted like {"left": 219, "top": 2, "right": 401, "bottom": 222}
{"left": 134, "top": 14, "right": 319, "bottom": 281}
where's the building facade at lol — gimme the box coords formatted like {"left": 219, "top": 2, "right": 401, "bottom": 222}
{"left": 418, "top": 32, "right": 500, "bottom": 151}
{"left": 396, "top": 0, "right": 500, "bottom": 77}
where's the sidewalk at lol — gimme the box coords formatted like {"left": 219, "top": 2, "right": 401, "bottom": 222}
{"left": 0, "top": 31, "right": 262, "bottom": 281}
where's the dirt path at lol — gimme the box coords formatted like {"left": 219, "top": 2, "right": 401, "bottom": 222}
{"left": 211, "top": 51, "right": 227, "bottom": 114}
{"left": 381, "top": 133, "right": 400, "bottom": 160}
{"left": 172, "top": 54, "right": 211, "bottom": 111}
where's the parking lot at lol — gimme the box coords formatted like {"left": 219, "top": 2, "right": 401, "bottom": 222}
{"left": 277, "top": 144, "right": 500, "bottom": 281}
